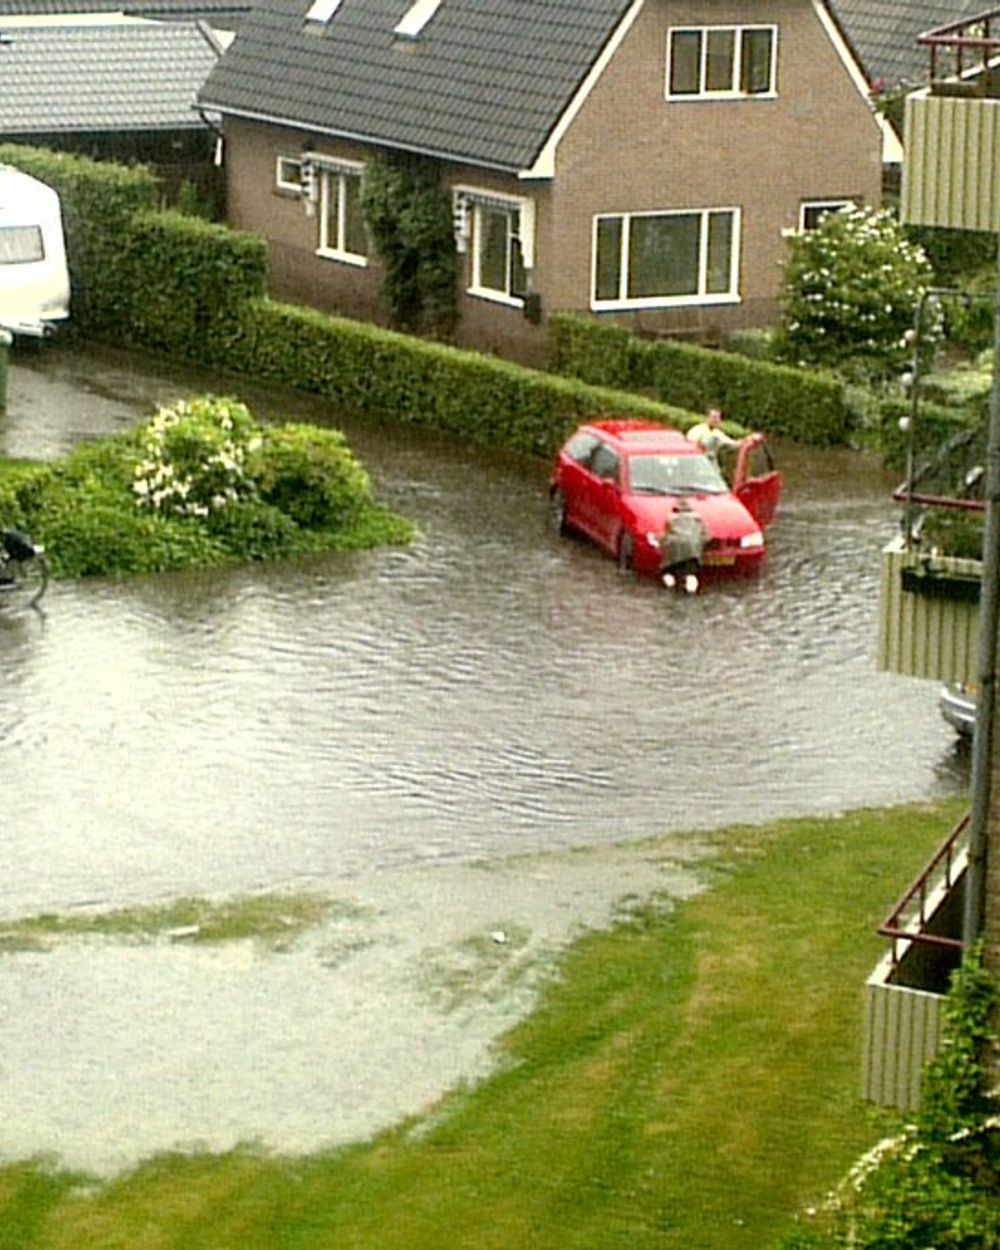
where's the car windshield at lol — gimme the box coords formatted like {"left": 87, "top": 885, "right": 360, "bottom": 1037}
{"left": 627, "top": 452, "right": 728, "bottom": 496}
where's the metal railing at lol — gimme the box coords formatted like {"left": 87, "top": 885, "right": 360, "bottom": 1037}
{"left": 878, "top": 813, "right": 969, "bottom": 967}
{"left": 919, "top": 9, "right": 1000, "bottom": 87}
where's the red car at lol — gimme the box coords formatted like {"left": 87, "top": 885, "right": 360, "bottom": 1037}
{"left": 549, "top": 419, "right": 782, "bottom": 581}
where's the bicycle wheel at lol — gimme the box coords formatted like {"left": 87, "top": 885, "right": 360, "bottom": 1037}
{"left": 0, "top": 552, "right": 48, "bottom": 609}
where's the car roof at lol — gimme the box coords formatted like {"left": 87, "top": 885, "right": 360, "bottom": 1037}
{"left": 583, "top": 419, "right": 697, "bottom": 456}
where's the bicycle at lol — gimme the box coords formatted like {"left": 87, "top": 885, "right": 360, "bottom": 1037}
{"left": 0, "top": 528, "right": 49, "bottom": 609}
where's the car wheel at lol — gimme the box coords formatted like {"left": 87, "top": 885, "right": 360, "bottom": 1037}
{"left": 617, "top": 530, "right": 634, "bottom": 573}
{"left": 550, "top": 488, "right": 568, "bottom": 535}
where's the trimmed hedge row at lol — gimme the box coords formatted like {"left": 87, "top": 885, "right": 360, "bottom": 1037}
{"left": 547, "top": 312, "right": 855, "bottom": 447}
{"left": 118, "top": 210, "right": 268, "bottom": 359}
{"left": 0, "top": 145, "right": 697, "bottom": 453}
{"left": 211, "top": 300, "right": 691, "bottom": 457}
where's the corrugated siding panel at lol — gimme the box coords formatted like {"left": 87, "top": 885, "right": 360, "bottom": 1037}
{"left": 902, "top": 96, "right": 1000, "bottom": 231}
{"left": 876, "top": 539, "right": 980, "bottom": 681}
{"left": 863, "top": 972, "right": 943, "bottom": 1110}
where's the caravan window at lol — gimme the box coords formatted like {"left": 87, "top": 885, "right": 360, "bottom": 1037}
{"left": 0, "top": 226, "right": 45, "bottom": 264}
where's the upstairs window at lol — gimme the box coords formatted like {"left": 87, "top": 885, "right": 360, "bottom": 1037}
{"left": 667, "top": 26, "right": 776, "bottom": 98}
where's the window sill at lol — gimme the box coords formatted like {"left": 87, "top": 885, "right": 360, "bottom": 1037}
{"left": 467, "top": 286, "right": 525, "bottom": 309}
{"left": 591, "top": 293, "right": 741, "bottom": 312}
{"left": 665, "top": 91, "right": 777, "bottom": 102}
{"left": 315, "top": 249, "right": 368, "bottom": 268}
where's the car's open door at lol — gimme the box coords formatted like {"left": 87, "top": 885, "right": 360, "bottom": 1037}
{"left": 732, "top": 433, "right": 782, "bottom": 528}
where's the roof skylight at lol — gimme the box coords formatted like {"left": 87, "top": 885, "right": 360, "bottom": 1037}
{"left": 304, "top": 0, "right": 343, "bottom": 24}
{"left": 394, "top": 0, "right": 443, "bottom": 40}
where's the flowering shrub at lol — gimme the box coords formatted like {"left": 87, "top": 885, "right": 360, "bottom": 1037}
{"left": 775, "top": 207, "right": 939, "bottom": 378}
{"left": 132, "top": 396, "right": 262, "bottom": 518}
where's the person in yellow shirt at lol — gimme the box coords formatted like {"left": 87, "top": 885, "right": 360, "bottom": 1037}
{"left": 686, "top": 408, "right": 740, "bottom": 460}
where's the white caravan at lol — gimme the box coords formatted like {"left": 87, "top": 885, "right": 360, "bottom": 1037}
{"left": 0, "top": 166, "right": 70, "bottom": 337}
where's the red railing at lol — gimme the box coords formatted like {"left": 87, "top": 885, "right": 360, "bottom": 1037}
{"left": 919, "top": 9, "right": 1000, "bottom": 85}
{"left": 878, "top": 813, "right": 968, "bottom": 967}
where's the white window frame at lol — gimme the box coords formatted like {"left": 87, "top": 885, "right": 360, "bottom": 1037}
{"left": 665, "top": 25, "right": 778, "bottom": 99}
{"left": 314, "top": 159, "right": 368, "bottom": 267}
{"left": 453, "top": 186, "right": 534, "bottom": 307}
{"left": 275, "top": 155, "right": 304, "bottom": 194}
{"left": 590, "top": 207, "right": 741, "bottom": 311}
{"left": 798, "top": 199, "right": 854, "bottom": 231}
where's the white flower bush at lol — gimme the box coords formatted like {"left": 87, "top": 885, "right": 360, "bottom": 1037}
{"left": 776, "top": 206, "right": 940, "bottom": 378}
{"left": 132, "top": 396, "right": 263, "bottom": 518}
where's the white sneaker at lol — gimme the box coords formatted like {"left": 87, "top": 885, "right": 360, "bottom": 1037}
{"left": 663, "top": 572, "right": 676, "bottom": 589}
{"left": 684, "top": 574, "right": 699, "bottom": 595}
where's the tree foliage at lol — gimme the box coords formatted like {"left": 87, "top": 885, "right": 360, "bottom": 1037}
{"left": 775, "top": 206, "right": 938, "bottom": 380}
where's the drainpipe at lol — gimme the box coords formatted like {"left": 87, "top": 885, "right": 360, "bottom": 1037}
{"left": 964, "top": 248, "right": 1000, "bottom": 945}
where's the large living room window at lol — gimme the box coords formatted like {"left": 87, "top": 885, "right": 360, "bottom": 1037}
{"left": 316, "top": 162, "right": 367, "bottom": 264}
{"left": 592, "top": 208, "right": 740, "bottom": 309}
{"left": 667, "top": 26, "right": 776, "bottom": 97}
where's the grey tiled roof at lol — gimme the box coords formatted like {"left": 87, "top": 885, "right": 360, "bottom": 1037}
{"left": 0, "top": 0, "right": 244, "bottom": 16}
{"left": 199, "top": 0, "right": 637, "bottom": 173}
{"left": 0, "top": 21, "right": 222, "bottom": 134}
{"left": 829, "top": 0, "right": 988, "bottom": 90}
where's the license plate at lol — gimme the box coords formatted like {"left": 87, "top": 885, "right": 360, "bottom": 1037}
{"left": 704, "top": 553, "right": 735, "bottom": 566}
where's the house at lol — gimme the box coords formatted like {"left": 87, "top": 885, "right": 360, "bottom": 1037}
{"left": 0, "top": 1, "right": 245, "bottom": 197}
{"left": 198, "top": 0, "right": 890, "bottom": 364}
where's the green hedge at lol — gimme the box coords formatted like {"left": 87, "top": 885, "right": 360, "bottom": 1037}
{"left": 209, "top": 299, "right": 691, "bottom": 457}
{"left": 0, "top": 147, "right": 696, "bottom": 453}
{"left": 547, "top": 313, "right": 854, "bottom": 447}
{"left": 118, "top": 210, "right": 268, "bottom": 359}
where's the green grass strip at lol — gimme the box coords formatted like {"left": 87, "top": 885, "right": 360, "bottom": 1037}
{"left": 0, "top": 800, "right": 963, "bottom": 1248}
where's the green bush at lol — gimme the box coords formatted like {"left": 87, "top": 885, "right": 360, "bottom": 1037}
{"left": 774, "top": 206, "right": 938, "bottom": 379}
{"left": 249, "top": 423, "right": 371, "bottom": 529}
{"left": 547, "top": 312, "right": 853, "bottom": 446}
{"left": 118, "top": 211, "right": 267, "bottom": 359}
{"left": 0, "top": 395, "right": 412, "bottom": 579}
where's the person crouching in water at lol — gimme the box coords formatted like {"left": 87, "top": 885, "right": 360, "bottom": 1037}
{"left": 661, "top": 500, "right": 708, "bottom": 594}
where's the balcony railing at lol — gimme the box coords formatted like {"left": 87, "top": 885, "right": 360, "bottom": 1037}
{"left": 863, "top": 814, "right": 968, "bottom": 1109}
{"left": 920, "top": 9, "right": 1000, "bottom": 95}
{"left": 878, "top": 812, "right": 968, "bottom": 969}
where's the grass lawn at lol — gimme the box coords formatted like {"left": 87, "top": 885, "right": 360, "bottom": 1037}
{"left": 0, "top": 798, "right": 964, "bottom": 1249}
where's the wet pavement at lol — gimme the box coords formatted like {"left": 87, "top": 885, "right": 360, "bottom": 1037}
{"left": 0, "top": 342, "right": 970, "bottom": 1173}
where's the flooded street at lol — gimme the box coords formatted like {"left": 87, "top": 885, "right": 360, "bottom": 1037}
{"left": 0, "top": 343, "right": 969, "bottom": 1172}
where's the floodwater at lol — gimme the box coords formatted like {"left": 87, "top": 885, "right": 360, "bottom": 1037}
{"left": 0, "top": 343, "right": 970, "bottom": 1174}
